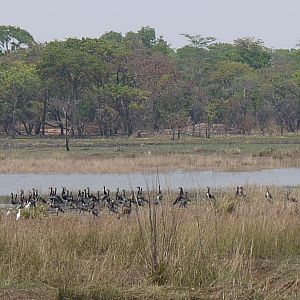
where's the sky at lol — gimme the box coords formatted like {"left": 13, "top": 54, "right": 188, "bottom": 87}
{"left": 1, "top": 0, "right": 300, "bottom": 49}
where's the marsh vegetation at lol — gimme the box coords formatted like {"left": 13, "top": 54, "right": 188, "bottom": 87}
{"left": 0, "top": 135, "right": 300, "bottom": 173}
{"left": 1, "top": 186, "right": 300, "bottom": 299}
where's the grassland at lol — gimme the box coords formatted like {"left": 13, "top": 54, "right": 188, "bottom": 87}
{"left": 0, "top": 134, "right": 300, "bottom": 173}
{"left": 1, "top": 135, "right": 300, "bottom": 299}
{"left": 1, "top": 186, "right": 300, "bottom": 299}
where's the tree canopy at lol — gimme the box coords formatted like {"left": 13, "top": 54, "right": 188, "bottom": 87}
{"left": 0, "top": 25, "right": 35, "bottom": 54}
{"left": 0, "top": 25, "right": 300, "bottom": 138}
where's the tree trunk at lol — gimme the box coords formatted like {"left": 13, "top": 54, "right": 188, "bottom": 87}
{"left": 198, "top": 123, "right": 201, "bottom": 137}
{"left": 206, "top": 124, "right": 210, "bottom": 138}
{"left": 192, "top": 122, "right": 195, "bottom": 137}
{"left": 19, "top": 118, "right": 29, "bottom": 135}
{"left": 11, "top": 99, "right": 17, "bottom": 138}
{"left": 65, "top": 112, "right": 70, "bottom": 151}
{"left": 58, "top": 122, "right": 64, "bottom": 136}
{"left": 41, "top": 100, "right": 47, "bottom": 135}
{"left": 34, "top": 121, "right": 42, "bottom": 135}
{"left": 177, "top": 129, "right": 181, "bottom": 140}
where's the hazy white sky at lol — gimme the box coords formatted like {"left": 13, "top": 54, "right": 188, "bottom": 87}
{"left": 1, "top": 0, "right": 300, "bottom": 49}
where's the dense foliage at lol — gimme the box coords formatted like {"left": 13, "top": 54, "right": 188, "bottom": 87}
{"left": 0, "top": 25, "right": 300, "bottom": 137}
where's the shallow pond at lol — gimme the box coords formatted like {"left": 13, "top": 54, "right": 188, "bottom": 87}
{"left": 0, "top": 168, "right": 300, "bottom": 195}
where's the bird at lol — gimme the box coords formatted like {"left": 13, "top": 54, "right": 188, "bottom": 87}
{"left": 265, "top": 187, "right": 273, "bottom": 202}
{"left": 206, "top": 187, "right": 216, "bottom": 205}
{"left": 235, "top": 187, "right": 240, "bottom": 197}
{"left": 89, "top": 201, "right": 100, "bottom": 218}
{"left": 55, "top": 207, "right": 65, "bottom": 216}
{"left": 179, "top": 191, "right": 190, "bottom": 208}
{"left": 91, "top": 208, "right": 100, "bottom": 218}
{"left": 240, "top": 187, "right": 246, "bottom": 197}
{"left": 235, "top": 186, "right": 246, "bottom": 199}
{"left": 16, "top": 208, "right": 21, "bottom": 221}
{"left": 155, "top": 185, "right": 163, "bottom": 205}
{"left": 136, "top": 186, "right": 148, "bottom": 206}
{"left": 173, "top": 187, "right": 184, "bottom": 205}
{"left": 119, "top": 198, "right": 132, "bottom": 219}
{"left": 122, "top": 200, "right": 132, "bottom": 217}
{"left": 101, "top": 186, "right": 110, "bottom": 202}
{"left": 11, "top": 193, "right": 18, "bottom": 205}
{"left": 24, "top": 202, "right": 31, "bottom": 210}
{"left": 49, "top": 203, "right": 65, "bottom": 216}
{"left": 286, "top": 191, "right": 297, "bottom": 202}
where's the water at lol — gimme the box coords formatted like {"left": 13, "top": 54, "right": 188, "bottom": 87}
{"left": 1, "top": 168, "right": 300, "bottom": 196}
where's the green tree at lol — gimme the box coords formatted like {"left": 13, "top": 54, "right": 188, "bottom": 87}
{"left": 38, "top": 38, "right": 107, "bottom": 136}
{"left": 261, "top": 70, "right": 299, "bottom": 133}
{"left": 0, "top": 62, "right": 41, "bottom": 136}
{"left": 204, "top": 101, "right": 217, "bottom": 138}
{"left": 182, "top": 34, "right": 217, "bottom": 49}
{"left": 100, "top": 31, "right": 123, "bottom": 46}
{"left": 153, "top": 36, "right": 174, "bottom": 55}
{"left": 234, "top": 37, "right": 271, "bottom": 69}
{"left": 138, "top": 26, "right": 156, "bottom": 48}
{"left": 0, "top": 25, "right": 35, "bottom": 54}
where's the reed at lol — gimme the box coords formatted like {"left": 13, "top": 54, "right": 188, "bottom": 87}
{"left": 1, "top": 186, "right": 300, "bottom": 299}
{"left": 0, "top": 151, "right": 300, "bottom": 174}
{"left": 1, "top": 135, "right": 300, "bottom": 173}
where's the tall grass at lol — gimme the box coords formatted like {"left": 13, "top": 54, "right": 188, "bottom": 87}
{"left": 1, "top": 135, "right": 300, "bottom": 173}
{"left": 1, "top": 186, "right": 300, "bottom": 299}
{"left": 0, "top": 151, "right": 300, "bottom": 174}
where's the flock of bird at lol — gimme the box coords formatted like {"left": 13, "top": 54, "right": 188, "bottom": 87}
{"left": 5, "top": 185, "right": 298, "bottom": 221}
{"left": 9, "top": 185, "right": 160, "bottom": 220}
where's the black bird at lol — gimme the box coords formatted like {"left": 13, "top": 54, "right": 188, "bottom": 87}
{"left": 136, "top": 186, "right": 148, "bottom": 206}
{"left": 101, "top": 187, "right": 110, "bottom": 202}
{"left": 122, "top": 198, "right": 132, "bottom": 218}
{"left": 240, "top": 187, "right": 245, "bottom": 197}
{"left": 206, "top": 187, "right": 215, "bottom": 200}
{"left": 11, "top": 193, "right": 18, "bottom": 205}
{"left": 155, "top": 185, "right": 163, "bottom": 205}
{"left": 173, "top": 187, "right": 184, "bottom": 205}
{"left": 206, "top": 187, "right": 216, "bottom": 205}
{"left": 179, "top": 191, "right": 190, "bottom": 208}
{"left": 236, "top": 186, "right": 246, "bottom": 198}
{"left": 91, "top": 208, "right": 100, "bottom": 218}
{"left": 286, "top": 191, "right": 297, "bottom": 202}
{"left": 265, "top": 187, "right": 273, "bottom": 203}
{"left": 50, "top": 203, "right": 65, "bottom": 216}
{"left": 89, "top": 202, "right": 100, "bottom": 218}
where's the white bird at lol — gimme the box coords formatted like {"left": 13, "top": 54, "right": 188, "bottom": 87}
{"left": 16, "top": 209, "right": 21, "bottom": 221}
{"left": 6, "top": 209, "right": 11, "bottom": 217}
{"left": 24, "top": 202, "right": 31, "bottom": 210}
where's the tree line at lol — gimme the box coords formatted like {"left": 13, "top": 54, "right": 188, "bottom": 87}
{"left": 0, "top": 25, "right": 300, "bottom": 138}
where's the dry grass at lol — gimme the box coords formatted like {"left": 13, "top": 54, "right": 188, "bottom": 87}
{"left": 0, "top": 152, "right": 300, "bottom": 174}
{"left": 0, "top": 135, "right": 300, "bottom": 173}
{"left": 1, "top": 186, "right": 300, "bottom": 299}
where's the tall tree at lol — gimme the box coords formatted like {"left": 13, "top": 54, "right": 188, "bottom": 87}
{"left": 234, "top": 37, "right": 271, "bottom": 69}
{"left": 0, "top": 62, "right": 41, "bottom": 136}
{"left": 138, "top": 26, "right": 156, "bottom": 48}
{"left": 0, "top": 26, "right": 35, "bottom": 54}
